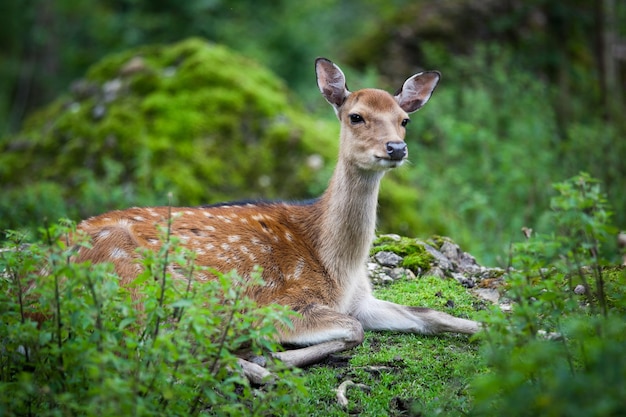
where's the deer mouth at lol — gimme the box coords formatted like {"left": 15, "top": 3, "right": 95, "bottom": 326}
{"left": 373, "top": 156, "right": 406, "bottom": 170}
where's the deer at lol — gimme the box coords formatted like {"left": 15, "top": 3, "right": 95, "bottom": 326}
{"left": 74, "top": 58, "right": 479, "bottom": 381}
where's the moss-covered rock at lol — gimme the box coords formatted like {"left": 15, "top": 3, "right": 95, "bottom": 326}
{"left": 371, "top": 235, "right": 435, "bottom": 274}
{"left": 0, "top": 38, "right": 338, "bottom": 232}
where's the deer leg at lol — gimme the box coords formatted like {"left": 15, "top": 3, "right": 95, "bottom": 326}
{"left": 353, "top": 296, "right": 479, "bottom": 335}
{"left": 271, "top": 304, "right": 365, "bottom": 368}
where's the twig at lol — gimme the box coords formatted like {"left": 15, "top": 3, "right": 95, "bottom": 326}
{"left": 237, "top": 358, "right": 274, "bottom": 385}
{"left": 335, "top": 380, "right": 369, "bottom": 408}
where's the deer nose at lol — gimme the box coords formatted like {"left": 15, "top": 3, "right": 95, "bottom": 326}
{"left": 386, "top": 141, "right": 407, "bottom": 161}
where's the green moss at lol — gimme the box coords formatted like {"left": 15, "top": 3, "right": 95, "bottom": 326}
{"left": 0, "top": 38, "right": 338, "bottom": 231}
{"left": 371, "top": 235, "right": 435, "bottom": 273}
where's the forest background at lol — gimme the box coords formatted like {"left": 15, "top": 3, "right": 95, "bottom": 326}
{"left": 1, "top": 0, "right": 625, "bottom": 265}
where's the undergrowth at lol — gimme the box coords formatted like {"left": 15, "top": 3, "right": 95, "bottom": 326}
{"left": 471, "top": 173, "right": 626, "bottom": 416}
{"left": 1, "top": 172, "right": 624, "bottom": 416}
{"left": 0, "top": 219, "right": 305, "bottom": 416}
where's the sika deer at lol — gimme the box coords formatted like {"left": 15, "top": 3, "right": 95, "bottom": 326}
{"left": 75, "top": 58, "right": 479, "bottom": 377}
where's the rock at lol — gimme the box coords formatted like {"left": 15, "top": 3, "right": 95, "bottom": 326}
{"left": 425, "top": 266, "right": 446, "bottom": 279}
{"left": 367, "top": 262, "right": 379, "bottom": 272}
{"left": 92, "top": 103, "right": 106, "bottom": 120}
{"left": 389, "top": 267, "right": 416, "bottom": 280}
{"left": 120, "top": 56, "right": 147, "bottom": 76}
{"left": 499, "top": 299, "right": 513, "bottom": 312}
{"left": 368, "top": 235, "right": 506, "bottom": 300}
{"left": 420, "top": 243, "right": 454, "bottom": 271}
{"left": 439, "top": 241, "right": 461, "bottom": 265}
{"left": 380, "top": 274, "right": 394, "bottom": 285}
{"left": 452, "top": 272, "right": 475, "bottom": 288}
{"left": 379, "top": 234, "right": 402, "bottom": 242}
{"left": 102, "top": 78, "right": 123, "bottom": 102}
{"left": 374, "top": 251, "right": 403, "bottom": 268}
{"left": 472, "top": 288, "right": 500, "bottom": 304}
{"left": 574, "top": 284, "right": 586, "bottom": 295}
{"left": 458, "top": 251, "right": 479, "bottom": 272}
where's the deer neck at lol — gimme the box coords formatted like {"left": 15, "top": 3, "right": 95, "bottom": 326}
{"left": 315, "top": 158, "right": 384, "bottom": 280}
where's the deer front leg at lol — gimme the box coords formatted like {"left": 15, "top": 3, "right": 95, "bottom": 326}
{"left": 271, "top": 304, "right": 365, "bottom": 368}
{"left": 354, "top": 296, "right": 479, "bottom": 335}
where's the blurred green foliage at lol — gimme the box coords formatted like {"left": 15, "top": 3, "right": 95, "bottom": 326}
{"left": 471, "top": 173, "right": 626, "bottom": 416}
{"left": 0, "top": 39, "right": 339, "bottom": 234}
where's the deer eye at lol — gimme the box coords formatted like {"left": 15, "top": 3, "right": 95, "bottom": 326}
{"left": 401, "top": 118, "right": 410, "bottom": 127}
{"left": 349, "top": 114, "right": 364, "bottom": 125}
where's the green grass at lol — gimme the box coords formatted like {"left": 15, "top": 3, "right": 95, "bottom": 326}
{"left": 290, "top": 277, "right": 484, "bottom": 416}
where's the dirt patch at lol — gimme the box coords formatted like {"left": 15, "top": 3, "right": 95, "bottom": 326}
{"left": 390, "top": 396, "right": 423, "bottom": 416}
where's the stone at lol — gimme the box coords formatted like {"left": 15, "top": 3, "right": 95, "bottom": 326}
{"left": 389, "top": 267, "right": 416, "bottom": 280}
{"left": 374, "top": 251, "right": 404, "bottom": 268}
{"left": 440, "top": 241, "right": 461, "bottom": 265}
{"left": 452, "top": 272, "right": 475, "bottom": 288}
{"left": 472, "top": 288, "right": 500, "bottom": 304}
{"left": 426, "top": 266, "right": 446, "bottom": 279}
{"left": 420, "top": 243, "right": 454, "bottom": 271}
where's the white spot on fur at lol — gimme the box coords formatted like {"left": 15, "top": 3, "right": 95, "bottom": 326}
{"left": 240, "top": 245, "right": 257, "bottom": 262}
{"left": 97, "top": 230, "right": 111, "bottom": 239}
{"left": 204, "top": 225, "right": 216, "bottom": 232}
{"left": 220, "top": 243, "right": 230, "bottom": 251}
{"left": 228, "top": 235, "right": 241, "bottom": 243}
{"left": 110, "top": 248, "right": 129, "bottom": 259}
{"left": 148, "top": 239, "right": 159, "bottom": 246}
{"left": 133, "top": 216, "right": 145, "bottom": 222}
{"left": 285, "top": 232, "right": 293, "bottom": 242}
{"left": 216, "top": 214, "right": 233, "bottom": 224}
{"left": 292, "top": 259, "right": 305, "bottom": 279}
{"left": 117, "top": 219, "right": 132, "bottom": 227}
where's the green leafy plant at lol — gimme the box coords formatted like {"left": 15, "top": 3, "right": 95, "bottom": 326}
{"left": 0, "top": 219, "right": 305, "bottom": 416}
{"left": 471, "top": 173, "right": 625, "bottom": 416}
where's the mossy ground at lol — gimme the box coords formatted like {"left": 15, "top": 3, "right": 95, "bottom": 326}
{"left": 291, "top": 276, "right": 483, "bottom": 416}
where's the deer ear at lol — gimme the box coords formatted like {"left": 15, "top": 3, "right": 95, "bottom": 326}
{"left": 316, "top": 58, "right": 350, "bottom": 115}
{"left": 394, "top": 71, "right": 440, "bottom": 113}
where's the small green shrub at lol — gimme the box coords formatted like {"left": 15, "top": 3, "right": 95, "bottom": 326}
{"left": 0, "top": 219, "right": 305, "bottom": 416}
{"left": 470, "top": 173, "right": 625, "bottom": 417}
